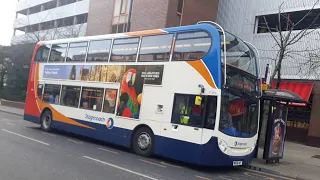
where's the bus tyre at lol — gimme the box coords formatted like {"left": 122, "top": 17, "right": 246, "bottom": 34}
{"left": 132, "top": 127, "right": 154, "bottom": 157}
{"left": 41, "top": 110, "right": 52, "bottom": 132}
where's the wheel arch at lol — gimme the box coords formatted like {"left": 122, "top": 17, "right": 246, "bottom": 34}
{"left": 130, "top": 124, "right": 154, "bottom": 148}
{"left": 40, "top": 107, "right": 52, "bottom": 119}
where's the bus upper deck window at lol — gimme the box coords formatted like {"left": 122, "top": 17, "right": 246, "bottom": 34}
{"left": 138, "top": 34, "right": 173, "bottom": 62}
{"left": 35, "top": 45, "right": 50, "bottom": 62}
{"left": 87, "top": 39, "right": 112, "bottom": 62}
{"left": 110, "top": 38, "right": 139, "bottom": 62}
{"left": 66, "top": 42, "right": 88, "bottom": 62}
{"left": 49, "top": 43, "right": 68, "bottom": 62}
{"left": 173, "top": 31, "right": 211, "bottom": 61}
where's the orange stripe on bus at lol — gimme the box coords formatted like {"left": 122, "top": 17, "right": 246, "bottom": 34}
{"left": 186, "top": 60, "right": 216, "bottom": 89}
{"left": 43, "top": 104, "right": 95, "bottom": 130}
{"left": 34, "top": 64, "right": 93, "bottom": 130}
{"left": 125, "top": 29, "right": 167, "bottom": 36}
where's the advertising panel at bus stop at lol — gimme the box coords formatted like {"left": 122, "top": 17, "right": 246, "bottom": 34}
{"left": 263, "top": 103, "right": 288, "bottom": 161}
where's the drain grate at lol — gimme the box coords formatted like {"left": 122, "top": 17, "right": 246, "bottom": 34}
{"left": 311, "top": 155, "right": 320, "bottom": 159}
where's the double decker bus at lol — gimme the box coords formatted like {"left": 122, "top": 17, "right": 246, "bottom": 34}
{"left": 24, "top": 22, "right": 260, "bottom": 166}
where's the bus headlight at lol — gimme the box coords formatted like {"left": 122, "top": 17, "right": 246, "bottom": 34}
{"left": 250, "top": 143, "right": 256, "bottom": 153}
{"left": 218, "top": 138, "right": 228, "bottom": 153}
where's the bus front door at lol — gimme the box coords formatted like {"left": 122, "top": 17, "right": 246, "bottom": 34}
{"left": 36, "top": 83, "right": 44, "bottom": 109}
{"left": 160, "top": 94, "right": 204, "bottom": 160}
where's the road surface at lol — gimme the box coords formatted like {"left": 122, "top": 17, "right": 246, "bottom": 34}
{"left": 0, "top": 111, "right": 293, "bottom": 180}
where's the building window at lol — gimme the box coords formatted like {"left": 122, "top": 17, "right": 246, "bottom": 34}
{"left": 56, "top": 19, "right": 63, "bottom": 28}
{"left": 173, "top": 31, "right": 212, "bottom": 61}
{"left": 138, "top": 34, "right": 174, "bottom": 62}
{"left": 87, "top": 39, "right": 112, "bottom": 62}
{"left": 176, "top": 0, "right": 184, "bottom": 26}
{"left": 64, "top": 16, "right": 75, "bottom": 26}
{"left": 27, "top": 24, "right": 39, "bottom": 33}
{"left": 28, "top": 5, "right": 41, "bottom": 15}
{"left": 111, "top": 38, "right": 139, "bottom": 62}
{"left": 66, "top": 42, "right": 88, "bottom": 62}
{"left": 120, "top": 0, "right": 127, "bottom": 14}
{"left": 59, "top": 0, "right": 77, "bottom": 7}
{"left": 76, "top": 14, "right": 88, "bottom": 24}
{"left": 80, "top": 87, "right": 104, "bottom": 111}
{"left": 256, "top": 9, "right": 320, "bottom": 33}
{"left": 60, "top": 86, "right": 81, "bottom": 107}
{"left": 40, "top": 21, "right": 55, "bottom": 30}
{"left": 43, "top": 0, "right": 57, "bottom": 11}
{"left": 43, "top": 84, "right": 61, "bottom": 104}
{"left": 111, "top": 24, "right": 127, "bottom": 33}
{"left": 112, "top": 0, "right": 130, "bottom": 33}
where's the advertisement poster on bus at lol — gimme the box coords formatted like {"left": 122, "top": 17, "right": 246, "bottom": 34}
{"left": 264, "top": 103, "right": 288, "bottom": 160}
{"left": 43, "top": 64, "right": 164, "bottom": 119}
{"left": 43, "top": 64, "right": 164, "bottom": 85}
{"left": 116, "top": 65, "right": 164, "bottom": 119}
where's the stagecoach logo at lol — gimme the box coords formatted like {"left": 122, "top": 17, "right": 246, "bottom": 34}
{"left": 85, "top": 114, "right": 105, "bottom": 122}
{"left": 106, "top": 118, "right": 114, "bottom": 130}
{"left": 234, "top": 141, "right": 247, "bottom": 146}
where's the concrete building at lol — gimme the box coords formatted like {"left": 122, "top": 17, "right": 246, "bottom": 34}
{"left": 85, "top": 0, "right": 218, "bottom": 35}
{"left": 12, "top": 0, "right": 89, "bottom": 44}
{"left": 216, "top": 0, "right": 320, "bottom": 147}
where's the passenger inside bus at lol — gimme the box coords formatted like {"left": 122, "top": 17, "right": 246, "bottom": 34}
{"left": 82, "top": 102, "right": 89, "bottom": 109}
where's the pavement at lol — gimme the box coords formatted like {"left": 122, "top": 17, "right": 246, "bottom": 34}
{"left": 245, "top": 143, "right": 320, "bottom": 180}
{"left": 0, "top": 104, "right": 314, "bottom": 180}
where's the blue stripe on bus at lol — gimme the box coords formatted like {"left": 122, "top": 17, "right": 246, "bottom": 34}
{"left": 163, "top": 23, "right": 222, "bottom": 89}
{"left": 23, "top": 114, "right": 254, "bottom": 166}
{"left": 24, "top": 114, "right": 40, "bottom": 124}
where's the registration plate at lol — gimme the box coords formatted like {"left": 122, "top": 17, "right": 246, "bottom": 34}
{"left": 233, "top": 161, "right": 243, "bottom": 166}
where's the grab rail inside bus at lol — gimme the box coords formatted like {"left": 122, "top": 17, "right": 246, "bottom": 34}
{"left": 197, "top": 21, "right": 227, "bottom": 88}
{"left": 244, "top": 41, "right": 262, "bottom": 97}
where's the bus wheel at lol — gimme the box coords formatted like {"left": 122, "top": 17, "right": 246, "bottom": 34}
{"left": 132, "top": 127, "right": 154, "bottom": 157}
{"left": 41, "top": 110, "right": 52, "bottom": 132}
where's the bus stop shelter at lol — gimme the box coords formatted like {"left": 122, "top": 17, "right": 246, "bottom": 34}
{"left": 256, "top": 89, "right": 309, "bottom": 163}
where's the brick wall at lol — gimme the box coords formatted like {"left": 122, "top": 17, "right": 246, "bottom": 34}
{"left": 0, "top": 99, "right": 25, "bottom": 109}
{"left": 181, "top": 0, "right": 219, "bottom": 26}
{"left": 130, "top": 0, "right": 169, "bottom": 31}
{"left": 86, "top": 0, "right": 113, "bottom": 36}
{"left": 307, "top": 81, "right": 320, "bottom": 147}
{"left": 86, "top": 0, "right": 219, "bottom": 35}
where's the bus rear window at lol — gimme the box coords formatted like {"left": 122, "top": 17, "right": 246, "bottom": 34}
{"left": 173, "top": 31, "right": 211, "bottom": 61}
{"left": 138, "top": 34, "right": 173, "bottom": 62}
{"left": 35, "top": 45, "right": 50, "bottom": 62}
{"left": 49, "top": 43, "right": 68, "bottom": 62}
{"left": 87, "top": 39, "right": 112, "bottom": 62}
{"left": 66, "top": 42, "right": 88, "bottom": 62}
{"left": 111, "top": 38, "right": 139, "bottom": 62}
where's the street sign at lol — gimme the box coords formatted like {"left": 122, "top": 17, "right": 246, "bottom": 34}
{"left": 265, "top": 64, "right": 272, "bottom": 85}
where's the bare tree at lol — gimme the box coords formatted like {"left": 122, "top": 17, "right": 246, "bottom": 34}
{"left": 13, "top": 0, "right": 86, "bottom": 44}
{"left": 258, "top": 0, "right": 320, "bottom": 88}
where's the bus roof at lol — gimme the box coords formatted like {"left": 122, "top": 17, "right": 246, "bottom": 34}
{"left": 38, "top": 23, "right": 218, "bottom": 45}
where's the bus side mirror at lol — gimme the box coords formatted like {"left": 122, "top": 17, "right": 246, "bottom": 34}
{"left": 195, "top": 96, "right": 202, "bottom": 105}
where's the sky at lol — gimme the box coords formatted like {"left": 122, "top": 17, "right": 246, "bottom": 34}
{"left": 0, "top": 0, "right": 16, "bottom": 46}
